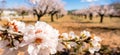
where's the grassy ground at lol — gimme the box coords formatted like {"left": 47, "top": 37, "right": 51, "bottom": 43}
{"left": 49, "top": 15, "right": 120, "bottom": 48}
{"left": 0, "top": 15, "right": 120, "bottom": 55}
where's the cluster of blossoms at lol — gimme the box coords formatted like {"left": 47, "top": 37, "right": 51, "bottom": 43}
{"left": 0, "top": 20, "right": 102, "bottom": 55}
{"left": 0, "top": 20, "right": 59, "bottom": 55}
{"left": 58, "top": 31, "right": 102, "bottom": 54}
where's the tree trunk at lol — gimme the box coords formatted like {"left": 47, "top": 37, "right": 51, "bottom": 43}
{"left": 100, "top": 15, "right": 104, "bottom": 23}
{"left": 0, "top": 15, "right": 1, "bottom": 21}
{"left": 51, "top": 15, "right": 54, "bottom": 22}
{"left": 56, "top": 14, "right": 58, "bottom": 19}
{"left": 0, "top": 13, "right": 1, "bottom": 21}
{"left": 84, "top": 15, "right": 87, "bottom": 19}
{"left": 22, "top": 15, "right": 24, "bottom": 19}
{"left": 37, "top": 15, "right": 42, "bottom": 21}
{"left": 110, "top": 15, "right": 112, "bottom": 19}
{"left": 90, "top": 16, "right": 92, "bottom": 20}
{"left": 89, "top": 13, "right": 93, "bottom": 20}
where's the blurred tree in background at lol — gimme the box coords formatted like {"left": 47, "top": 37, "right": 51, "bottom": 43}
{"left": 28, "top": 0, "right": 66, "bottom": 21}
{"left": 0, "top": 0, "right": 6, "bottom": 20}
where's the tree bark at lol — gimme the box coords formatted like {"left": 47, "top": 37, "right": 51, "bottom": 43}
{"left": 109, "top": 15, "right": 112, "bottom": 19}
{"left": 100, "top": 15, "right": 104, "bottom": 23}
{"left": 90, "top": 16, "right": 92, "bottom": 20}
{"left": 0, "top": 15, "right": 1, "bottom": 21}
{"left": 84, "top": 15, "right": 87, "bottom": 19}
{"left": 51, "top": 15, "right": 54, "bottom": 22}
{"left": 89, "top": 13, "right": 93, "bottom": 20}
{"left": 37, "top": 15, "right": 42, "bottom": 21}
{"left": 56, "top": 14, "right": 58, "bottom": 19}
{"left": 0, "top": 13, "right": 1, "bottom": 21}
{"left": 22, "top": 15, "right": 24, "bottom": 19}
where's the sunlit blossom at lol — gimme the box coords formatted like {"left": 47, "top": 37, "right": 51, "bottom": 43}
{"left": 8, "top": 20, "right": 25, "bottom": 32}
{"left": 80, "top": 30, "right": 91, "bottom": 38}
{"left": 23, "top": 21, "right": 59, "bottom": 55}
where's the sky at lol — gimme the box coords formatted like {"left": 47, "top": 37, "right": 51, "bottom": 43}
{"left": 63, "top": 0, "right": 114, "bottom": 10}
{"left": 0, "top": 0, "right": 115, "bottom": 10}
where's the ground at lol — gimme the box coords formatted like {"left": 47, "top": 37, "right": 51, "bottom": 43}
{"left": 0, "top": 15, "right": 120, "bottom": 55}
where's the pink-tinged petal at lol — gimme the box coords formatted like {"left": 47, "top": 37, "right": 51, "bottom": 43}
{"left": 0, "top": 40, "right": 9, "bottom": 49}
{"left": 28, "top": 44, "right": 39, "bottom": 55}
{"left": 2, "top": 49, "right": 18, "bottom": 55}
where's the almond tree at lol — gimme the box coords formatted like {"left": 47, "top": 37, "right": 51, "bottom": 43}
{"left": 0, "top": 0, "right": 6, "bottom": 20}
{"left": 98, "top": 9, "right": 105, "bottom": 23}
{"left": 48, "top": 0, "right": 66, "bottom": 22}
{"left": 72, "top": 9, "right": 88, "bottom": 19}
{"left": 106, "top": 6, "right": 115, "bottom": 18}
{"left": 0, "top": 9, "right": 2, "bottom": 20}
{"left": 97, "top": 5, "right": 108, "bottom": 23}
{"left": 29, "top": 0, "right": 50, "bottom": 21}
{"left": 58, "top": 8, "right": 67, "bottom": 18}
{"left": 110, "top": 0, "right": 120, "bottom": 17}
{"left": 16, "top": 6, "right": 29, "bottom": 19}
{"left": 29, "top": 0, "right": 65, "bottom": 21}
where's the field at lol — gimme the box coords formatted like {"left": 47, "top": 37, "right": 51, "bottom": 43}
{"left": 0, "top": 15, "right": 120, "bottom": 55}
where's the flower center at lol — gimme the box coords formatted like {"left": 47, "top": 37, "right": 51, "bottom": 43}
{"left": 7, "top": 22, "right": 18, "bottom": 32}
{"left": 34, "top": 38, "right": 43, "bottom": 45}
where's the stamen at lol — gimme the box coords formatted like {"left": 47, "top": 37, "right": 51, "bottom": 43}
{"left": 35, "top": 30, "right": 42, "bottom": 34}
{"left": 34, "top": 38, "right": 43, "bottom": 45}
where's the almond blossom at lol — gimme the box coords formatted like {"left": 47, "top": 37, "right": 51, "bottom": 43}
{"left": 89, "top": 35, "right": 102, "bottom": 54}
{"left": 23, "top": 21, "right": 59, "bottom": 55}
{"left": 80, "top": 30, "right": 91, "bottom": 39}
{"left": 7, "top": 20, "right": 25, "bottom": 32}
{"left": 0, "top": 20, "right": 102, "bottom": 55}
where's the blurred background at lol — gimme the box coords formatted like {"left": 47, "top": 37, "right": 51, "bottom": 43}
{"left": 0, "top": 0, "right": 120, "bottom": 55}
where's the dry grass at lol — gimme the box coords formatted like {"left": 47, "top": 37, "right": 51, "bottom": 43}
{"left": 0, "top": 15, "right": 120, "bottom": 55}
{"left": 44, "top": 15, "right": 120, "bottom": 48}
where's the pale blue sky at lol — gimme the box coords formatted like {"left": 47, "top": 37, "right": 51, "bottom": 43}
{"left": 2, "top": 0, "right": 115, "bottom": 10}
{"left": 63, "top": 0, "right": 114, "bottom": 10}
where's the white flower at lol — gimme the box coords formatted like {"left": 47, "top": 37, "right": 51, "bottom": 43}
{"left": 61, "top": 33, "right": 68, "bottom": 40}
{"left": 23, "top": 21, "right": 59, "bottom": 55}
{"left": 69, "top": 42, "right": 77, "bottom": 47}
{"left": 69, "top": 31, "right": 76, "bottom": 39}
{"left": 89, "top": 44, "right": 101, "bottom": 54}
{"left": 2, "top": 49, "right": 18, "bottom": 55}
{"left": 80, "top": 30, "right": 91, "bottom": 38}
{"left": 93, "top": 36, "right": 102, "bottom": 42}
{"left": 0, "top": 32, "right": 24, "bottom": 55}
{"left": 23, "top": 25, "right": 36, "bottom": 44}
{"left": 8, "top": 20, "right": 25, "bottom": 32}
{"left": 89, "top": 36, "right": 101, "bottom": 54}
{"left": 0, "top": 39, "right": 20, "bottom": 50}
{"left": 91, "top": 36, "right": 101, "bottom": 47}
{"left": 61, "top": 31, "right": 76, "bottom": 40}
{"left": 57, "top": 42, "right": 65, "bottom": 51}
{"left": 0, "top": 40, "right": 20, "bottom": 55}
{"left": 0, "top": 40, "right": 9, "bottom": 49}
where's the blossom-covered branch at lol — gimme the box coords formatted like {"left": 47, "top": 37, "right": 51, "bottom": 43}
{"left": 0, "top": 20, "right": 102, "bottom": 55}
